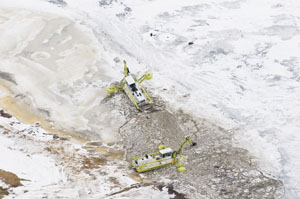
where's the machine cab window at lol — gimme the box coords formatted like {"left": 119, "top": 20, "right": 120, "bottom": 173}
{"left": 159, "top": 148, "right": 173, "bottom": 158}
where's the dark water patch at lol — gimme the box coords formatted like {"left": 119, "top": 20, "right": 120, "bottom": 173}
{"left": 0, "top": 72, "right": 16, "bottom": 85}
{"left": 38, "top": 108, "right": 51, "bottom": 118}
{"left": 157, "top": 184, "right": 187, "bottom": 199}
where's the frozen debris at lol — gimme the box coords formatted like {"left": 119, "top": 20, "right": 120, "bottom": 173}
{"left": 47, "top": 0, "right": 67, "bottom": 7}
{"left": 99, "top": 0, "right": 116, "bottom": 7}
{"left": 113, "top": 57, "right": 120, "bottom": 63}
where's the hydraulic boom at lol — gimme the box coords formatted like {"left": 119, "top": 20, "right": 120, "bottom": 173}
{"left": 172, "top": 137, "right": 196, "bottom": 161}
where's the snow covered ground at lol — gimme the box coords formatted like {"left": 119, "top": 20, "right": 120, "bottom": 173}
{"left": 1, "top": 0, "right": 300, "bottom": 198}
{"left": 0, "top": 109, "right": 175, "bottom": 198}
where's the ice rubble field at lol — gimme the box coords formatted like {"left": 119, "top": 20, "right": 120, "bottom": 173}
{"left": 0, "top": 0, "right": 300, "bottom": 198}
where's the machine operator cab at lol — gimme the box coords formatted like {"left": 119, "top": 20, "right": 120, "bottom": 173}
{"left": 124, "top": 76, "right": 146, "bottom": 104}
{"left": 157, "top": 148, "right": 173, "bottom": 160}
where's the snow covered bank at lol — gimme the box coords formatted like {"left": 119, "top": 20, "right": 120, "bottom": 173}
{"left": 0, "top": 109, "right": 176, "bottom": 198}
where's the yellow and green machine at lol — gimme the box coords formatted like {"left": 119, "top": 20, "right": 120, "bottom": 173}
{"left": 130, "top": 137, "right": 196, "bottom": 173}
{"left": 107, "top": 60, "right": 153, "bottom": 110}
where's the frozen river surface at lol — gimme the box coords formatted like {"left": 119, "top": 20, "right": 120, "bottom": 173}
{"left": 1, "top": 0, "right": 300, "bottom": 198}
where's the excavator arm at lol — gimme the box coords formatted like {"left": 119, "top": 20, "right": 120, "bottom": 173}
{"left": 107, "top": 60, "right": 129, "bottom": 94}
{"left": 177, "top": 137, "right": 196, "bottom": 154}
{"left": 172, "top": 137, "right": 196, "bottom": 160}
{"left": 124, "top": 60, "right": 129, "bottom": 77}
{"left": 107, "top": 85, "right": 122, "bottom": 94}
{"left": 138, "top": 73, "right": 152, "bottom": 84}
